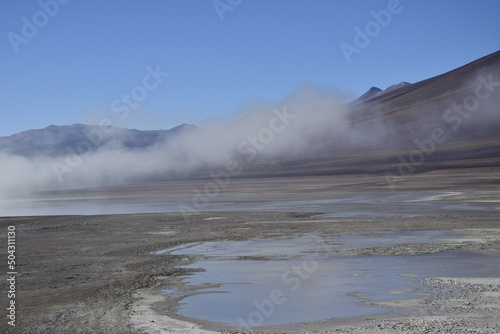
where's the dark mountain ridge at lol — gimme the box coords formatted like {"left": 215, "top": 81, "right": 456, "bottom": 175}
{"left": 0, "top": 123, "right": 196, "bottom": 157}
{"left": 241, "top": 50, "right": 500, "bottom": 177}
{"left": 1, "top": 51, "right": 499, "bottom": 180}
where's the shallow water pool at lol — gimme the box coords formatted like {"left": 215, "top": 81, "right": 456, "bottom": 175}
{"left": 159, "top": 232, "right": 500, "bottom": 328}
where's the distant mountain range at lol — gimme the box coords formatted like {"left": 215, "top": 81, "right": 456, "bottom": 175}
{"left": 0, "top": 123, "right": 196, "bottom": 157}
{"left": 2, "top": 50, "right": 500, "bottom": 178}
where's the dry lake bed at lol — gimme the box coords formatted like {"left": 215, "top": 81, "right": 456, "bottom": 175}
{"left": 1, "top": 169, "right": 500, "bottom": 333}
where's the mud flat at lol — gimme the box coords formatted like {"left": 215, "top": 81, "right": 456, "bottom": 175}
{"left": 1, "top": 212, "right": 499, "bottom": 334}
{"left": 1, "top": 170, "right": 500, "bottom": 333}
{"left": 157, "top": 232, "right": 500, "bottom": 329}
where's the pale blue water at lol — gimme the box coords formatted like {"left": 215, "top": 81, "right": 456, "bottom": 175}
{"left": 1, "top": 190, "right": 498, "bottom": 216}
{"left": 158, "top": 233, "right": 500, "bottom": 328}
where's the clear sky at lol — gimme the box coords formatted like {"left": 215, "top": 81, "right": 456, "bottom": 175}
{"left": 1, "top": 0, "right": 499, "bottom": 137}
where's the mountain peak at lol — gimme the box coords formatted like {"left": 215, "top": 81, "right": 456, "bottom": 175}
{"left": 382, "top": 82, "right": 412, "bottom": 94}
{"left": 351, "top": 87, "right": 382, "bottom": 104}
{"left": 352, "top": 82, "right": 413, "bottom": 104}
{"left": 368, "top": 86, "right": 383, "bottom": 93}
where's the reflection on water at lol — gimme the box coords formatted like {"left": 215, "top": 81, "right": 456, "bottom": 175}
{"left": 160, "top": 233, "right": 500, "bottom": 328}
{"left": 1, "top": 189, "right": 499, "bottom": 216}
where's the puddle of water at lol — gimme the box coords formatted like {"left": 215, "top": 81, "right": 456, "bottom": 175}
{"left": 160, "top": 233, "right": 500, "bottom": 328}
{"left": 159, "top": 231, "right": 456, "bottom": 256}
{"left": 165, "top": 236, "right": 325, "bottom": 257}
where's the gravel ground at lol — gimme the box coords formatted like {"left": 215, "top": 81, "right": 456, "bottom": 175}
{"left": 2, "top": 169, "right": 500, "bottom": 333}
{"left": 1, "top": 212, "right": 499, "bottom": 334}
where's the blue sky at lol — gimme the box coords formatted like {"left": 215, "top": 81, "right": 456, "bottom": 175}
{"left": 1, "top": 0, "right": 499, "bottom": 137}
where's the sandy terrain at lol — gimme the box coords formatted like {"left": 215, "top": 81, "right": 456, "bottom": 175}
{"left": 1, "top": 168, "right": 500, "bottom": 333}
